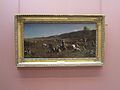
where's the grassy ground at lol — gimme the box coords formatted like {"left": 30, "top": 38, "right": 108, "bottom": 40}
{"left": 24, "top": 48, "right": 95, "bottom": 58}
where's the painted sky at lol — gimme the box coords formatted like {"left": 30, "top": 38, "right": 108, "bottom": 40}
{"left": 24, "top": 23, "right": 96, "bottom": 38}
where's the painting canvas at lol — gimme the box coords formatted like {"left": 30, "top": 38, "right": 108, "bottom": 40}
{"left": 24, "top": 23, "right": 96, "bottom": 58}
{"left": 15, "top": 15, "right": 105, "bottom": 67}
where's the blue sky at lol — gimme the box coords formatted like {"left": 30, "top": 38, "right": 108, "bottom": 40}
{"left": 24, "top": 23, "right": 96, "bottom": 38}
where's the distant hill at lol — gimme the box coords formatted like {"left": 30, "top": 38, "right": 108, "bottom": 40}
{"left": 25, "top": 30, "right": 96, "bottom": 41}
{"left": 57, "top": 30, "right": 96, "bottom": 40}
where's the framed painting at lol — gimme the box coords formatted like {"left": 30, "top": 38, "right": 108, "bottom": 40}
{"left": 15, "top": 15, "right": 105, "bottom": 67}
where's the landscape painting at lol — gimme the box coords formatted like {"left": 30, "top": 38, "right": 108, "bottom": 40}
{"left": 16, "top": 15, "right": 104, "bottom": 67}
{"left": 24, "top": 23, "right": 96, "bottom": 58}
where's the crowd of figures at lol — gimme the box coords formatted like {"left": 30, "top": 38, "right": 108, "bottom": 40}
{"left": 24, "top": 37, "right": 96, "bottom": 57}
{"left": 42, "top": 38, "right": 96, "bottom": 56}
{"left": 42, "top": 40, "right": 67, "bottom": 53}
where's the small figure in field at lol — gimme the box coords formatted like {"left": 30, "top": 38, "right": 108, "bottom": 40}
{"left": 72, "top": 44, "right": 81, "bottom": 51}
{"left": 60, "top": 40, "right": 67, "bottom": 51}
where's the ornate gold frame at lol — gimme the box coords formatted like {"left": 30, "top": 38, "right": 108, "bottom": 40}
{"left": 15, "top": 15, "right": 105, "bottom": 67}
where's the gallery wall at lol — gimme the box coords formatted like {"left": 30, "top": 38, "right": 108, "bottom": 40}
{"left": 0, "top": 0, "right": 120, "bottom": 90}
